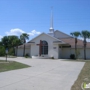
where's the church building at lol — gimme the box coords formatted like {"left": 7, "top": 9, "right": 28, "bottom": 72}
{"left": 17, "top": 11, "right": 90, "bottom": 59}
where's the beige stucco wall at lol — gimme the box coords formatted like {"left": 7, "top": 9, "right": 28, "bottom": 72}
{"left": 17, "top": 48, "right": 30, "bottom": 57}
{"left": 30, "top": 34, "right": 59, "bottom": 59}
{"left": 58, "top": 48, "right": 62, "bottom": 58}
{"left": 77, "top": 48, "right": 90, "bottom": 59}
{"left": 60, "top": 48, "right": 90, "bottom": 59}
{"left": 61, "top": 48, "right": 71, "bottom": 59}
{"left": 61, "top": 48, "right": 83, "bottom": 59}
{"left": 71, "top": 48, "right": 88, "bottom": 59}
{"left": 17, "top": 48, "right": 23, "bottom": 56}
{"left": 25, "top": 48, "right": 31, "bottom": 56}
{"left": 86, "top": 49, "right": 90, "bottom": 59}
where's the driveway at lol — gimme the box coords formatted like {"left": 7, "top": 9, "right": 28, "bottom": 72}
{"left": 0, "top": 57, "right": 85, "bottom": 90}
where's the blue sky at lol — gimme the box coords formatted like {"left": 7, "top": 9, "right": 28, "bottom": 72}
{"left": 0, "top": 0, "right": 90, "bottom": 40}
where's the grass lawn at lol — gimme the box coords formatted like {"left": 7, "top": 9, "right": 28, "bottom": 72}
{"left": 71, "top": 60, "right": 90, "bottom": 90}
{"left": 0, "top": 60, "right": 30, "bottom": 72}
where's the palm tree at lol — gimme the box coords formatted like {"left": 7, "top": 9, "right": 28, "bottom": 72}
{"left": 80, "top": 30, "right": 90, "bottom": 60}
{"left": 70, "top": 31, "right": 80, "bottom": 59}
{"left": 20, "top": 33, "right": 29, "bottom": 56}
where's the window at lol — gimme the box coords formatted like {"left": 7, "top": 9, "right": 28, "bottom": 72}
{"left": 41, "top": 40, "right": 48, "bottom": 55}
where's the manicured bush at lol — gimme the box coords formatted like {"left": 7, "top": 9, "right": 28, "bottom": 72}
{"left": 25, "top": 53, "right": 29, "bottom": 58}
{"left": 51, "top": 56, "right": 54, "bottom": 59}
{"left": 70, "top": 54, "right": 75, "bottom": 59}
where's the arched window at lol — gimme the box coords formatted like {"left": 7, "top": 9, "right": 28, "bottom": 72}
{"left": 41, "top": 40, "right": 48, "bottom": 55}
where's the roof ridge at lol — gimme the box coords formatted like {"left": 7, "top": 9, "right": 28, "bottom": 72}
{"left": 55, "top": 30, "right": 71, "bottom": 37}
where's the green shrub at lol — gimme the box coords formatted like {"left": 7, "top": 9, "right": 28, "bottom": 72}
{"left": 25, "top": 53, "right": 29, "bottom": 58}
{"left": 51, "top": 56, "right": 54, "bottom": 59}
{"left": 70, "top": 54, "right": 75, "bottom": 59}
{"left": 0, "top": 46, "right": 5, "bottom": 56}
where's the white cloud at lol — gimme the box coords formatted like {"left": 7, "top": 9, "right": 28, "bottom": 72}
{"left": 0, "top": 35, "right": 3, "bottom": 41}
{"left": 28, "top": 30, "right": 41, "bottom": 36}
{"left": 5, "top": 28, "right": 41, "bottom": 36}
{"left": 6, "top": 28, "right": 25, "bottom": 36}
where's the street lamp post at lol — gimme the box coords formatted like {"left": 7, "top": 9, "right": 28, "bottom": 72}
{"left": 5, "top": 49, "right": 8, "bottom": 62}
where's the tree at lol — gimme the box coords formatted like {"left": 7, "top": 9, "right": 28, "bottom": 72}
{"left": 20, "top": 33, "right": 29, "bottom": 56}
{"left": 8, "top": 35, "right": 20, "bottom": 56}
{"left": 0, "top": 46, "right": 5, "bottom": 56}
{"left": 1, "top": 36, "right": 9, "bottom": 49}
{"left": 0, "top": 41, "right": 3, "bottom": 46}
{"left": 1, "top": 35, "right": 21, "bottom": 56}
{"left": 80, "top": 30, "right": 90, "bottom": 60}
{"left": 70, "top": 31, "right": 80, "bottom": 59}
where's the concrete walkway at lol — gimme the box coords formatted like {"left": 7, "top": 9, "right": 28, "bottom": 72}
{"left": 0, "top": 57, "right": 85, "bottom": 90}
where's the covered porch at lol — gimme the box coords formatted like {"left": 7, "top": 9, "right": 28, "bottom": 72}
{"left": 53, "top": 41, "right": 72, "bottom": 59}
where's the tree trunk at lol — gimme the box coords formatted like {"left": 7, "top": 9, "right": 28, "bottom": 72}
{"left": 75, "top": 38, "right": 77, "bottom": 59}
{"left": 84, "top": 39, "right": 86, "bottom": 60}
{"left": 15, "top": 47, "right": 17, "bottom": 56}
{"left": 16, "top": 46, "right": 18, "bottom": 56}
{"left": 13, "top": 46, "right": 15, "bottom": 56}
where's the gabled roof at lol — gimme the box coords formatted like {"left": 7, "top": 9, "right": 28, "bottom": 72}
{"left": 60, "top": 37, "right": 90, "bottom": 48}
{"left": 54, "top": 30, "right": 72, "bottom": 38}
{"left": 17, "top": 32, "right": 68, "bottom": 48}
{"left": 28, "top": 32, "right": 66, "bottom": 44}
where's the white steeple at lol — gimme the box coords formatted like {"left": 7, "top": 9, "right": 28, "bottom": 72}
{"left": 50, "top": 7, "right": 53, "bottom": 30}
{"left": 49, "top": 7, "right": 54, "bottom": 36}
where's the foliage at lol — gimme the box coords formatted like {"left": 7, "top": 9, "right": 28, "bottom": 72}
{"left": 20, "top": 33, "right": 29, "bottom": 56}
{"left": 1, "top": 35, "right": 22, "bottom": 56}
{"left": 0, "top": 34, "right": 30, "bottom": 57}
{"left": 1, "top": 36, "right": 9, "bottom": 48}
{"left": 0, "top": 42, "right": 3, "bottom": 46}
{"left": 70, "top": 32, "right": 81, "bottom": 38}
{"left": 0, "top": 46, "right": 5, "bottom": 56}
{"left": 70, "top": 54, "right": 75, "bottom": 59}
{"left": 51, "top": 56, "right": 54, "bottom": 59}
{"left": 80, "top": 30, "right": 90, "bottom": 38}
{"left": 20, "top": 33, "right": 29, "bottom": 44}
{"left": 70, "top": 31, "right": 80, "bottom": 59}
{"left": 80, "top": 30, "right": 90, "bottom": 60}
{"left": 25, "top": 53, "right": 29, "bottom": 58}
{"left": 8, "top": 48, "right": 14, "bottom": 56}
{"left": 70, "top": 30, "right": 90, "bottom": 60}
{"left": 8, "top": 36, "right": 22, "bottom": 56}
